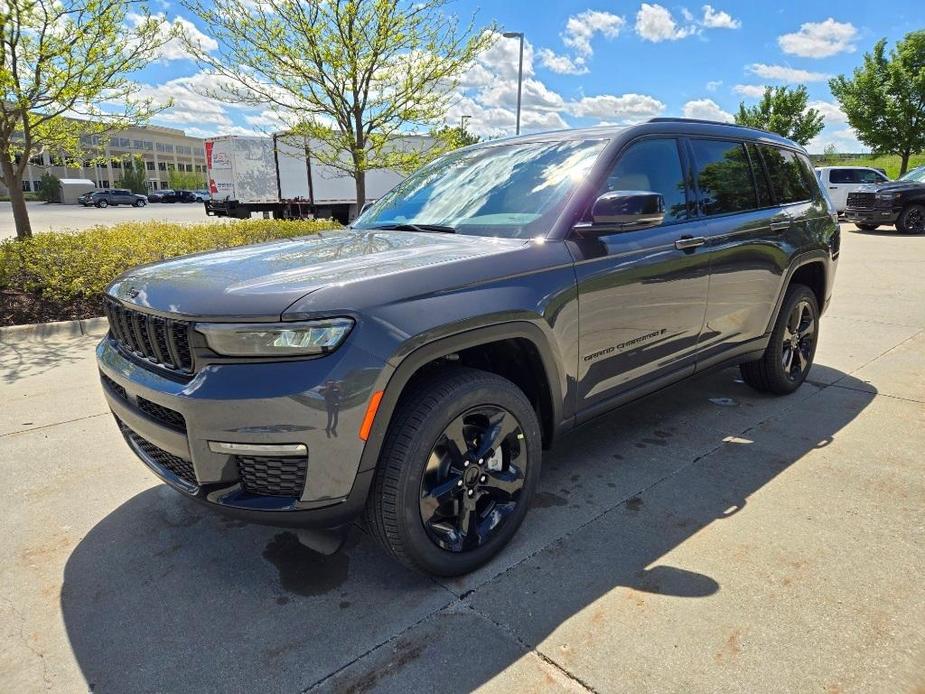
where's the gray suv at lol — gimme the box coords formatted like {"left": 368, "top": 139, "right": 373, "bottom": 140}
{"left": 97, "top": 119, "right": 839, "bottom": 576}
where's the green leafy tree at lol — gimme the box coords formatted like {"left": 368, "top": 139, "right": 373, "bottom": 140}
{"left": 167, "top": 169, "right": 206, "bottom": 190}
{"left": 830, "top": 31, "right": 925, "bottom": 176}
{"left": 116, "top": 156, "right": 149, "bottom": 194}
{"left": 37, "top": 171, "right": 60, "bottom": 202}
{"left": 735, "top": 86, "right": 824, "bottom": 146}
{"left": 0, "top": 0, "right": 173, "bottom": 239}
{"left": 431, "top": 124, "right": 480, "bottom": 151}
{"left": 181, "top": 0, "right": 494, "bottom": 210}
{"left": 822, "top": 143, "right": 840, "bottom": 164}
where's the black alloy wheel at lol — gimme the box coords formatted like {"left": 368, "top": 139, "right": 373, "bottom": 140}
{"left": 419, "top": 405, "right": 527, "bottom": 553}
{"left": 781, "top": 299, "right": 816, "bottom": 382}
{"left": 899, "top": 204, "right": 925, "bottom": 234}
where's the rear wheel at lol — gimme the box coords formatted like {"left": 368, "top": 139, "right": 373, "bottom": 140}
{"left": 740, "top": 284, "right": 819, "bottom": 395}
{"left": 365, "top": 367, "right": 541, "bottom": 576}
{"left": 897, "top": 204, "right": 925, "bottom": 234}
{"left": 855, "top": 223, "right": 879, "bottom": 231}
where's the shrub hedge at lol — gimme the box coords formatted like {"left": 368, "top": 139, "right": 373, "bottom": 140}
{"left": 1, "top": 218, "right": 336, "bottom": 326}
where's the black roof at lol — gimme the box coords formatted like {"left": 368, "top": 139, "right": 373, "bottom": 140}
{"left": 473, "top": 117, "right": 801, "bottom": 151}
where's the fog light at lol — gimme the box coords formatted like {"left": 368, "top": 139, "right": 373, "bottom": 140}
{"left": 208, "top": 441, "right": 307, "bottom": 456}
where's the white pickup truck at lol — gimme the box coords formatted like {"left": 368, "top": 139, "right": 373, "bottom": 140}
{"left": 815, "top": 166, "right": 890, "bottom": 213}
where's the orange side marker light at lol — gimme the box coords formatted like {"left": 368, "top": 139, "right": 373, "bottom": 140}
{"left": 359, "top": 390, "right": 384, "bottom": 441}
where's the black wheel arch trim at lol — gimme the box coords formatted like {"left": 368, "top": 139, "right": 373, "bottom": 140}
{"left": 357, "top": 321, "right": 566, "bottom": 476}
{"left": 765, "top": 250, "right": 830, "bottom": 335}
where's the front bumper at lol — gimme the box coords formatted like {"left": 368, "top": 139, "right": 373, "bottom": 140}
{"left": 97, "top": 334, "right": 388, "bottom": 528}
{"left": 843, "top": 207, "right": 899, "bottom": 225}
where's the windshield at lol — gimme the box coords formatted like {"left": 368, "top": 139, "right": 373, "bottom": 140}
{"left": 899, "top": 167, "right": 925, "bottom": 183}
{"left": 353, "top": 138, "right": 609, "bottom": 238}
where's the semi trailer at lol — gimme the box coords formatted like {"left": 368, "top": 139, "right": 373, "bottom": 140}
{"left": 204, "top": 134, "right": 425, "bottom": 224}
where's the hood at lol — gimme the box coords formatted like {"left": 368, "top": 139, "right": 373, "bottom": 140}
{"left": 107, "top": 228, "right": 526, "bottom": 321}
{"left": 857, "top": 180, "right": 925, "bottom": 193}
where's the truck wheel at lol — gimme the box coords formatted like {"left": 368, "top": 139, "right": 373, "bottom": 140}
{"left": 365, "top": 367, "right": 541, "bottom": 576}
{"left": 96, "top": 199, "right": 108, "bottom": 208}
{"left": 897, "top": 204, "right": 925, "bottom": 234}
{"left": 740, "top": 284, "right": 819, "bottom": 395}
{"left": 855, "top": 223, "right": 879, "bottom": 231}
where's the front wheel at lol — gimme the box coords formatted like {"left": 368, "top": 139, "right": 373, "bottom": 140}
{"left": 740, "top": 284, "right": 819, "bottom": 395}
{"left": 897, "top": 204, "right": 925, "bottom": 234}
{"left": 855, "top": 223, "right": 879, "bottom": 231}
{"left": 96, "top": 199, "right": 108, "bottom": 208}
{"left": 134, "top": 200, "right": 146, "bottom": 207}
{"left": 365, "top": 368, "right": 542, "bottom": 576}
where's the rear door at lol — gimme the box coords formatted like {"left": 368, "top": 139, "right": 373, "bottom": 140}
{"left": 690, "top": 138, "right": 785, "bottom": 360}
{"left": 825, "top": 168, "right": 855, "bottom": 210}
{"left": 570, "top": 137, "right": 711, "bottom": 415}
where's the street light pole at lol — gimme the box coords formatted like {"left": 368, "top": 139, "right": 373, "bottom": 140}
{"left": 502, "top": 31, "right": 524, "bottom": 135}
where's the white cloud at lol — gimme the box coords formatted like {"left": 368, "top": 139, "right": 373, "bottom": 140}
{"left": 701, "top": 5, "right": 741, "bottom": 29}
{"left": 706, "top": 80, "right": 723, "bottom": 92}
{"left": 568, "top": 93, "right": 665, "bottom": 123}
{"left": 733, "top": 84, "right": 767, "bottom": 98}
{"left": 808, "top": 100, "right": 848, "bottom": 124}
{"left": 128, "top": 13, "right": 218, "bottom": 62}
{"left": 682, "top": 98, "right": 734, "bottom": 122}
{"left": 635, "top": 3, "right": 697, "bottom": 42}
{"left": 807, "top": 127, "right": 866, "bottom": 154}
{"left": 562, "top": 10, "right": 625, "bottom": 56}
{"left": 778, "top": 19, "right": 857, "bottom": 58}
{"left": 747, "top": 63, "right": 830, "bottom": 83}
{"left": 537, "top": 49, "right": 588, "bottom": 75}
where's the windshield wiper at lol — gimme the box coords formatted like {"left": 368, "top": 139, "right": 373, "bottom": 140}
{"left": 367, "top": 222, "right": 456, "bottom": 234}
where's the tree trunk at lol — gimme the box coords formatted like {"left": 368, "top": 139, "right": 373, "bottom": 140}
{"left": 899, "top": 150, "right": 911, "bottom": 177}
{"left": 354, "top": 169, "right": 366, "bottom": 219}
{"left": 1, "top": 161, "right": 33, "bottom": 240}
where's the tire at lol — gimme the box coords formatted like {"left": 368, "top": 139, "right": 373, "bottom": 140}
{"left": 134, "top": 200, "right": 146, "bottom": 207}
{"left": 855, "top": 223, "right": 879, "bottom": 231}
{"left": 896, "top": 204, "right": 925, "bottom": 234}
{"left": 365, "top": 367, "right": 542, "bottom": 576}
{"left": 740, "top": 284, "right": 819, "bottom": 395}
{"left": 96, "top": 199, "right": 108, "bottom": 208}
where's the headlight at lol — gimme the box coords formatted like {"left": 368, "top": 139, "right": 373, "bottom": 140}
{"left": 196, "top": 318, "right": 354, "bottom": 357}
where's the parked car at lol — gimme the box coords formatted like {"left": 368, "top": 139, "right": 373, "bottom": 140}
{"left": 98, "top": 119, "right": 839, "bottom": 576}
{"left": 146, "top": 189, "right": 173, "bottom": 203}
{"left": 79, "top": 189, "right": 147, "bottom": 207}
{"left": 815, "top": 166, "right": 889, "bottom": 213}
{"left": 843, "top": 165, "right": 925, "bottom": 232}
{"left": 193, "top": 189, "right": 210, "bottom": 202}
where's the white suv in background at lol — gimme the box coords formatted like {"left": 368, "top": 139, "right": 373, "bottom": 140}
{"left": 815, "top": 166, "right": 890, "bottom": 212}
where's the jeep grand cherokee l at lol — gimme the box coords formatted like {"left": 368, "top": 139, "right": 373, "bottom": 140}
{"left": 97, "top": 119, "right": 839, "bottom": 576}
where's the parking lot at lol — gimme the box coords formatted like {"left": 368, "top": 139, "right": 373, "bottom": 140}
{"left": 0, "top": 201, "right": 229, "bottom": 240}
{"left": 0, "top": 224, "right": 922, "bottom": 692}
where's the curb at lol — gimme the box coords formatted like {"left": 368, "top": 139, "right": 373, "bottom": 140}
{"left": 0, "top": 316, "right": 108, "bottom": 343}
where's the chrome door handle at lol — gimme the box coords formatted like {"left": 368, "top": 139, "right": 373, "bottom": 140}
{"left": 674, "top": 236, "right": 706, "bottom": 250}
{"left": 770, "top": 221, "right": 791, "bottom": 232}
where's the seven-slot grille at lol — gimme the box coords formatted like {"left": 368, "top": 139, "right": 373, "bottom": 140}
{"left": 846, "top": 192, "right": 876, "bottom": 209}
{"left": 237, "top": 455, "right": 308, "bottom": 497}
{"left": 103, "top": 297, "right": 194, "bottom": 374}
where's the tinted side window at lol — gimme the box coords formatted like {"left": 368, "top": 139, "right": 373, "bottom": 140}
{"left": 829, "top": 169, "right": 857, "bottom": 184}
{"left": 858, "top": 169, "right": 886, "bottom": 183}
{"left": 746, "top": 143, "right": 772, "bottom": 208}
{"left": 761, "top": 146, "right": 812, "bottom": 204}
{"left": 599, "top": 138, "right": 688, "bottom": 223}
{"left": 690, "top": 139, "right": 756, "bottom": 216}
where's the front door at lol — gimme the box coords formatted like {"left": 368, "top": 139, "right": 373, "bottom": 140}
{"left": 569, "top": 137, "right": 711, "bottom": 416}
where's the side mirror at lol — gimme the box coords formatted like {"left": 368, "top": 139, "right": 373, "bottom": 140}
{"left": 588, "top": 190, "right": 665, "bottom": 230}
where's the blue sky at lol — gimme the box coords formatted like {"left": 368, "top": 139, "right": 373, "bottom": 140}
{"left": 133, "top": 1, "right": 924, "bottom": 152}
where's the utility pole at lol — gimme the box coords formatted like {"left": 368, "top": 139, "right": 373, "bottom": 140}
{"left": 502, "top": 32, "right": 524, "bottom": 135}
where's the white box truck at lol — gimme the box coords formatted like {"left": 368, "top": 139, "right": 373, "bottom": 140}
{"left": 204, "top": 134, "right": 425, "bottom": 223}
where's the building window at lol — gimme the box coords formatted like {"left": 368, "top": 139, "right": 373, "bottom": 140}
{"left": 22, "top": 180, "right": 31, "bottom": 192}
{"left": 33, "top": 180, "right": 42, "bottom": 191}
{"left": 145, "top": 161, "right": 155, "bottom": 171}
{"left": 111, "top": 159, "right": 122, "bottom": 169}
{"left": 29, "top": 154, "right": 44, "bottom": 166}
{"left": 157, "top": 162, "right": 166, "bottom": 171}
{"left": 99, "top": 179, "right": 109, "bottom": 188}
{"left": 167, "top": 163, "right": 175, "bottom": 171}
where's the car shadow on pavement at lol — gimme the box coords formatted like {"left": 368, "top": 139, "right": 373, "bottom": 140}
{"left": 60, "top": 370, "right": 876, "bottom": 692}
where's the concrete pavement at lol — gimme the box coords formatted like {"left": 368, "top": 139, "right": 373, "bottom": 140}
{"left": 0, "top": 224, "right": 923, "bottom": 692}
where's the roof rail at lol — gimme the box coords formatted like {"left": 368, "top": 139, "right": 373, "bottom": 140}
{"left": 647, "top": 117, "right": 748, "bottom": 127}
